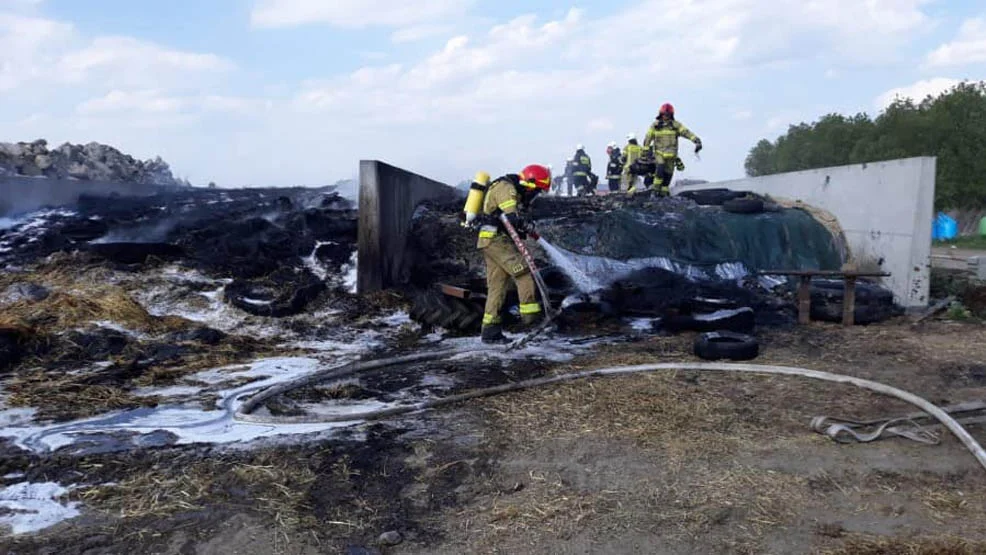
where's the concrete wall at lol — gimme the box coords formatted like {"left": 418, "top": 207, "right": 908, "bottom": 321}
{"left": 357, "top": 160, "right": 461, "bottom": 293}
{"left": 0, "top": 176, "right": 167, "bottom": 216}
{"left": 676, "top": 157, "right": 936, "bottom": 308}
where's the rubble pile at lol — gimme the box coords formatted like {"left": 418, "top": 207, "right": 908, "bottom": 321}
{"left": 0, "top": 139, "right": 188, "bottom": 186}
{"left": 405, "top": 190, "right": 899, "bottom": 332}
{"left": 1, "top": 186, "right": 358, "bottom": 320}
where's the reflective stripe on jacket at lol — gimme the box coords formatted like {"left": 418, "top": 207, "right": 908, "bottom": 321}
{"left": 643, "top": 119, "right": 698, "bottom": 158}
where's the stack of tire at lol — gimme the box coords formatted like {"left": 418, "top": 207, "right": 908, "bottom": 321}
{"left": 809, "top": 278, "right": 899, "bottom": 325}
{"left": 677, "top": 188, "right": 777, "bottom": 214}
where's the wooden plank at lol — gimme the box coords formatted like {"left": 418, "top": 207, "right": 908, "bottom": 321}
{"left": 842, "top": 276, "right": 857, "bottom": 326}
{"left": 797, "top": 275, "right": 811, "bottom": 325}
{"left": 911, "top": 296, "right": 956, "bottom": 325}
{"left": 439, "top": 284, "right": 472, "bottom": 299}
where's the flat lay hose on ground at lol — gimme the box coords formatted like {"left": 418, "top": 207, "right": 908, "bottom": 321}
{"left": 234, "top": 352, "right": 986, "bottom": 473}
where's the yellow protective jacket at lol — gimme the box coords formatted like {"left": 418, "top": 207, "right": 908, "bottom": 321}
{"left": 643, "top": 119, "right": 699, "bottom": 158}
{"left": 622, "top": 142, "right": 643, "bottom": 174}
{"left": 476, "top": 176, "right": 521, "bottom": 249}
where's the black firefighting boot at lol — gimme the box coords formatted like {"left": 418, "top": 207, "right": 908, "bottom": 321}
{"left": 481, "top": 324, "right": 508, "bottom": 344}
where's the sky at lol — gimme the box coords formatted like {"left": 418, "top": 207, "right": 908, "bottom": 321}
{"left": 1, "top": 0, "right": 985, "bottom": 187}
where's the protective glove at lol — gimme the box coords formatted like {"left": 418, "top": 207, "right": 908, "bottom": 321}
{"left": 675, "top": 158, "right": 685, "bottom": 171}
{"left": 694, "top": 139, "right": 703, "bottom": 154}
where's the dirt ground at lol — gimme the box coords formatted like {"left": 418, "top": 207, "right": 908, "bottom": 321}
{"left": 4, "top": 319, "right": 986, "bottom": 555}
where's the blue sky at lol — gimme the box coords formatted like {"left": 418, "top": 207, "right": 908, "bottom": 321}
{"left": 2, "top": 0, "right": 985, "bottom": 187}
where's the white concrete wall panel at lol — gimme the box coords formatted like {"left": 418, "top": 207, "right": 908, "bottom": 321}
{"left": 676, "top": 157, "right": 936, "bottom": 308}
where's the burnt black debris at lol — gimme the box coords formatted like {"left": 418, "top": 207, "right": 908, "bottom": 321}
{"left": 1, "top": 186, "right": 358, "bottom": 281}
{"left": 405, "top": 190, "right": 897, "bottom": 329}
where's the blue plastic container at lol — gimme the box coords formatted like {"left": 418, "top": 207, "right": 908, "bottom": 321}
{"left": 932, "top": 212, "right": 958, "bottom": 240}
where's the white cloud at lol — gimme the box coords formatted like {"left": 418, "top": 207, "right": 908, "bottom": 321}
{"left": 250, "top": 0, "right": 471, "bottom": 29}
{"left": 390, "top": 23, "right": 455, "bottom": 43}
{"left": 58, "top": 36, "right": 234, "bottom": 86}
{"left": 925, "top": 17, "right": 986, "bottom": 67}
{"left": 78, "top": 90, "right": 267, "bottom": 116}
{"left": 875, "top": 77, "right": 961, "bottom": 109}
{"left": 0, "top": 13, "right": 233, "bottom": 94}
{"left": 78, "top": 89, "right": 184, "bottom": 115}
{"left": 0, "top": 13, "right": 73, "bottom": 90}
{"left": 1, "top": 0, "right": 947, "bottom": 188}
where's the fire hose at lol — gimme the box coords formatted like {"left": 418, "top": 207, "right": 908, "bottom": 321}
{"left": 233, "top": 354, "right": 986, "bottom": 473}
{"left": 497, "top": 213, "right": 555, "bottom": 319}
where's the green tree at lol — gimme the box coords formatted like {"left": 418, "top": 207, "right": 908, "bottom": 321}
{"left": 745, "top": 81, "right": 986, "bottom": 209}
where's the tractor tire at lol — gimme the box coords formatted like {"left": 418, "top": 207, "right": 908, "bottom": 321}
{"left": 409, "top": 289, "right": 483, "bottom": 333}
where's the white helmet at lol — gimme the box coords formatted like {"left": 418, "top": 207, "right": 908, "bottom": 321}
{"left": 626, "top": 133, "right": 636, "bottom": 141}
{"left": 607, "top": 141, "right": 617, "bottom": 148}
{"left": 576, "top": 144, "right": 584, "bottom": 151}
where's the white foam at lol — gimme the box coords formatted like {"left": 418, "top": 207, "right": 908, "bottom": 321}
{"left": 3, "top": 357, "right": 378, "bottom": 452}
{"left": 535, "top": 239, "right": 762, "bottom": 287}
{"left": 538, "top": 238, "right": 603, "bottom": 293}
{"left": 629, "top": 318, "right": 657, "bottom": 331}
{"left": 379, "top": 311, "right": 412, "bottom": 327}
{"left": 0, "top": 407, "right": 37, "bottom": 427}
{"left": 0, "top": 482, "right": 80, "bottom": 535}
{"left": 132, "top": 385, "right": 203, "bottom": 398}
{"left": 692, "top": 307, "right": 752, "bottom": 321}
{"left": 341, "top": 251, "right": 358, "bottom": 293}
{"left": 302, "top": 241, "right": 333, "bottom": 281}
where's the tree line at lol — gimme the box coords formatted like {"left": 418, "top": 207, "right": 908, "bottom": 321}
{"left": 744, "top": 81, "right": 986, "bottom": 210}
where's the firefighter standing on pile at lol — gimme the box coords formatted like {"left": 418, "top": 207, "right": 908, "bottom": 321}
{"left": 571, "top": 145, "right": 592, "bottom": 196}
{"left": 605, "top": 142, "right": 622, "bottom": 193}
{"left": 622, "top": 133, "right": 643, "bottom": 193}
{"left": 462, "top": 165, "right": 552, "bottom": 344}
{"left": 643, "top": 103, "right": 702, "bottom": 196}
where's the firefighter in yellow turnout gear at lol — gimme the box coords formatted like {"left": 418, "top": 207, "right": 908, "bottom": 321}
{"left": 473, "top": 164, "right": 552, "bottom": 344}
{"left": 622, "top": 133, "right": 643, "bottom": 193}
{"left": 643, "top": 103, "right": 702, "bottom": 196}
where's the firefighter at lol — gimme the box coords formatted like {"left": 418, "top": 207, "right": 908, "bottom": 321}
{"left": 571, "top": 144, "right": 592, "bottom": 196}
{"left": 475, "top": 164, "right": 552, "bottom": 344}
{"left": 643, "top": 103, "right": 702, "bottom": 196}
{"left": 563, "top": 157, "right": 575, "bottom": 196}
{"left": 622, "top": 133, "right": 643, "bottom": 193}
{"left": 605, "top": 142, "right": 622, "bottom": 192}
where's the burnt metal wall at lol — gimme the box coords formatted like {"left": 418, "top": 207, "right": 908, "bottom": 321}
{"left": 357, "top": 160, "right": 460, "bottom": 293}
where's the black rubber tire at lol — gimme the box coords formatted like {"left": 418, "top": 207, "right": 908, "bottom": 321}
{"left": 678, "top": 189, "right": 746, "bottom": 206}
{"left": 409, "top": 289, "right": 484, "bottom": 332}
{"left": 722, "top": 198, "right": 765, "bottom": 214}
{"left": 665, "top": 307, "right": 755, "bottom": 334}
{"left": 224, "top": 278, "right": 325, "bottom": 317}
{"left": 694, "top": 331, "right": 760, "bottom": 361}
{"left": 688, "top": 296, "right": 740, "bottom": 312}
